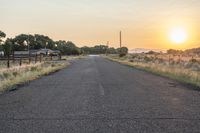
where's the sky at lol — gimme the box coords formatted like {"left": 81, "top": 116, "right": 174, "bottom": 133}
{"left": 1, "top": 0, "right": 200, "bottom": 50}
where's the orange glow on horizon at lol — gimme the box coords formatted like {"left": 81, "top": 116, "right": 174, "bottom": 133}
{"left": 1, "top": 0, "right": 200, "bottom": 50}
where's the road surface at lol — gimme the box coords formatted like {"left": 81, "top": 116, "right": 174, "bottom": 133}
{"left": 0, "top": 56, "right": 200, "bottom": 133}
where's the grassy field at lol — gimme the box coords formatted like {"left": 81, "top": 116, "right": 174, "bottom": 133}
{"left": 105, "top": 54, "right": 200, "bottom": 88}
{"left": 0, "top": 55, "right": 86, "bottom": 93}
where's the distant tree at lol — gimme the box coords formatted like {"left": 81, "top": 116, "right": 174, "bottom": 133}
{"left": 2, "top": 38, "right": 13, "bottom": 56}
{"left": 117, "top": 47, "right": 128, "bottom": 57}
{"left": 81, "top": 46, "right": 91, "bottom": 54}
{"left": 93, "top": 45, "right": 108, "bottom": 54}
{"left": 184, "top": 47, "right": 200, "bottom": 55}
{"left": 167, "top": 49, "right": 183, "bottom": 55}
{"left": 34, "top": 34, "right": 54, "bottom": 49}
{"left": 146, "top": 51, "right": 158, "bottom": 55}
{"left": 13, "top": 34, "right": 33, "bottom": 51}
{"left": 0, "top": 30, "right": 6, "bottom": 43}
{"left": 13, "top": 34, "right": 55, "bottom": 51}
{"left": 81, "top": 45, "right": 110, "bottom": 54}
{"left": 107, "top": 47, "right": 117, "bottom": 54}
{"left": 55, "top": 40, "right": 67, "bottom": 54}
{"left": 55, "top": 41, "right": 80, "bottom": 55}
{"left": 63, "top": 41, "right": 80, "bottom": 55}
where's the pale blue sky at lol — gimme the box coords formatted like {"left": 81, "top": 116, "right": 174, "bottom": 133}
{"left": 1, "top": 0, "right": 200, "bottom": 49}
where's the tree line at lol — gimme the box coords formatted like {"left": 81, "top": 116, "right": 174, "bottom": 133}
{"left": 167, "top": 48, "right": 200, "bottom": 55}
{"left": 0, "top": 30, "right": 128, "bottom": 56}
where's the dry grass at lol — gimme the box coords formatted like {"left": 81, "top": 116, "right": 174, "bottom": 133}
{"left": 61, "top": 55, "right": 87, "bottom": 60}
{"left": 105, "top": 54, "right": 200, "bottom": 87}
{"left": 0, "top": 61, "right": 69, "bottom": 93}
{"left": 0, "top": 55, "right": 86, "bottom": 93}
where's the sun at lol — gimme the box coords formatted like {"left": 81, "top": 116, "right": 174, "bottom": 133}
{"left": 169, "top": 27, "right": 188, "bottom": 44}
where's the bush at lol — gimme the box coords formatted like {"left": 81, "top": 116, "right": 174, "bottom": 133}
{"left": 189, "top": 58, "right": 199, "bottom": 63}
{"left": 30, "top": 66, "right": 38, "bottom": 71}
{"left": 129, "top": 59, "right": 134, "bottom": 62}
{"left": 3, "top": 73, "right": 11, "bottom": 78}
{"left": 132, "top": 54, "right": 138, "bottom": 59}
{"left": 12, "top": 72, "right": 18, "bottom": 77}
{"left": 119, "top": 53, "right": 127, "bottom": 57}
{"left": 144, "top": 56, "right": 152, "bottom": 62}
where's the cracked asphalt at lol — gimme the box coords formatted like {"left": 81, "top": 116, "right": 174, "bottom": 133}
{"left": 0, "top": 56, "right": 200, "bottom": 133}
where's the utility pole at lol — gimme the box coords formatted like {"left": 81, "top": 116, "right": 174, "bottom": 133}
{"left": 107, "top": 41, "right": 109, "bottom": 47}
{"left": 120, "top": 31, "right": 122, "bottom": 48}
{"left": 106, "top": 41, "right": 109, "bottom": 55}
{"left": 119, "top": 31, "right": 122, "bottom": 55}
{"left": 28, "top": 35, "right": 31, "bottom": 64}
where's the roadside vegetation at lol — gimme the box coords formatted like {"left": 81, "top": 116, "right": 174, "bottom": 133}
{"left": 0, "top": 30, "right": 128, "bottom": 56}
{"left": 0, "top": 30, "right": 90, "bottom": 93}
{"left": 105, "top": 52, "right": 200, "bottom": 87}
{"left": 0, "top": 61, "right": 69, "bottom": 93}
{"left": 0, "top": 29, "right": 128, "bottom": 93}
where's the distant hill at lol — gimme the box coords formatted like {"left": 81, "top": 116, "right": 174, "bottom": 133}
{"left": 129, "top": 48, "right": 166, "bottom": 54}
{"left": 184, "top": 47, "right": 200, "bottom": 54}
{"left": 166, "top": 47, "right": 200, "bottom": 55}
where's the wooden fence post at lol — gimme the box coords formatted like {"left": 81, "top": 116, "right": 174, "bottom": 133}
{"left": 35, "top": 54, "right": 37, "bottom": 63}
{"left": 59, "top": 54, "right": 61, "bottom": 60}
{"left": 20, "top": 58, "right": 22, "bottom": 66}
{"left": 40, "top": 54, "right": 42, "bottom": 63}
{"left": 29, "top": 56, "right": 31, "bottom": 64}
{"left": 7, "top": 55, "right": 10, "bottom": 68}
{"left": 13, "top": 52, "right": 15, "bottom": 63}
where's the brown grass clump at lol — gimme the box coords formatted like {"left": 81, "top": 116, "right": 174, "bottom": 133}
{"left": 105, "top": 54, "right": 200, "bottom": 87}
{"left": 0, "top": 61, "right": 69, "bottom": 92}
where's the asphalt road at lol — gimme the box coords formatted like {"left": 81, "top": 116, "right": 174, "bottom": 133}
{"left": 0, "top": 56, "right": 200, "bottom": 133}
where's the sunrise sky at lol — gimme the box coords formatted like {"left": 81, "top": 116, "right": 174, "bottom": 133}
{"left": 1, "top": 0, "right": 200, "bottom": 50}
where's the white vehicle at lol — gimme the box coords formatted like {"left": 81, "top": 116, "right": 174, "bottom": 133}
{"left": 36, "top": 49, "right": 53, "bottom": 55}
{"left": 0, "top": 51, "right": 4, "bottom": 56}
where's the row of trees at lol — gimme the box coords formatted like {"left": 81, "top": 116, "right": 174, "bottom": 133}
{"left": 167, "top": 48, "right": 200, "bottom": 55}
{"left": 81, "top": 45, "right": 128, "bottom": 55}
{"left": 0, "top": 30, "right": 128, "bottom": 56}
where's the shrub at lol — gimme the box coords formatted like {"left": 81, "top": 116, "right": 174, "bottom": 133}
{"left": 189, "top": 58, "right": 199, "bottom": 63}
{"left": 132, "top": 54, "right": 138, "bottom": 59}
{"left": 119, "top": 53, "right": 127, "bottom": 57}
{"left": 129, "top": 59, "right": 134, "bottom": 62}
{"left": 30, "top": 66, "right": 38, "bottom": 71}
{"left": 3, "top": 72, "right": 11, "bottom": 78}
{"left": 12, "top": 72, "right": 18, "bottom": 77}
{"left": 51, "top": 64, "right": 56, "bottom": 67}
{"left": 144, "top": 56, "right": 152, "bottom": 62}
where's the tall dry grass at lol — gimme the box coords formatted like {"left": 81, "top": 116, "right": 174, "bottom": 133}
{"left": 106, "top": 54, "right": 200, "bottom": 87}
{"left": 0, "top": 61, "right": 69, "bottom": 92}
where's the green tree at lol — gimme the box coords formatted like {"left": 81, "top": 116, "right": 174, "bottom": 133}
{"left": 34, "top": 34, "right": 54, "bottom": 49}
{"left": 0, "top": 30, "right": 6, "bottom": 43}
{"left": 0, "top": 31, "right": 6, "bottom": 51}
{"left": 107, "top": 47, "right": 117, "bottom": 54}
{"left": 64, "top": 41, "right": 80, "bottom": 55}
{"left": 55, "top": 40, "right": 80, "bottom": 55}
{"left": 2, "top": 38, "right": 13, "bottom": 56}
{"left": 13, "top": 34, "right": 55, "bottom": 51}
{"left": 117, "top": 47, "right": 128, "bottom": 57}
{"left": 81, "top": 46, "right": 91, "bottom": 54}
{"left": 13, "top": 34, "right": 34, "bottom": 51}
{"left": 81, "top": 45, "right": 110, "bottom": 54}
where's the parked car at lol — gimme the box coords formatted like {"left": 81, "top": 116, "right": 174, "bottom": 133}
{"left": 36, "top": 49, "right": 53, "bottom": 55}
{"left": 49, "top": 50, "right": 61, "bottom": 56}
{"left": 35, "top": 49, "right": 60, "bottom": 56}
{"left": 0, "top": 51, "right": 4, "bottom": 57}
